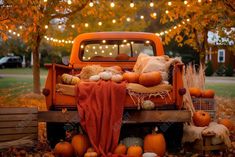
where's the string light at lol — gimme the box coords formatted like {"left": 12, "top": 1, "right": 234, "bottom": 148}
{"left": 98, "top": 22, "right": 102, "bottom": 26}
{"left": 140, "top": 15, "right": 144, "bottom": 19}
{"left": 130, "top": 1, "right": 134, "bottom": 8}
{"left": 165, "top": 10, "right": 169, "bottom": 14}
{"left": 58, "top": 25, "right": 62, "bottom": 29}
{"left": 43, "top": 0, "right": 47, "bottom": 2}
{"left": 198, "top": 0, "right": 201, "bottom": 2}
{"left": 149, "top": 0, "right": 154, "bottom": 7}
{"left": 71, "top": 24, "right": 75, "bottom": 28}
{"left": 126, "top": 17, "right": 131, "bottom": 22}
{"left": 19, "top": 26, "right": 23, "bottom": 29}
{"left": 110, "top": 0, "right": 115, "bottom": 7}
{"left": 89, "top": 0, "right": 94, "bottom": 7}
{"left": 85, "top": 23, "right": 89, "bottom": 27}
{"left": 168, "top": 1, "right": 172, "bottom": 6}
{"left": 112, "top": 19, "right": 116, "bottom": 23}
{"left": 44, "top": 25, "right": 48, "bottom": 29}
{"left": 184, "top": 1, "right": 188, "bottom": 5}
{"left": 67, "top": 0, "right": 72, "bottom": 5}
{"left": 186, "top": 18, "right": 190, "bottom": 22}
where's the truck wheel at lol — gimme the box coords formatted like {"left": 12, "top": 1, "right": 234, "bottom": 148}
{"left": 47, "top": 122, "right": 66, "bottom": 148}
{"left": 162, "top": 122, "right": 183, "bottom": 153}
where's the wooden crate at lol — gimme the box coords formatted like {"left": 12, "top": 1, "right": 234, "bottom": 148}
{"left": 193, "top": 133, "right": 227, "bottom": 155}
{"left": 192, "top": 98, "right": 216, "bottom": 119}
{"left": 0, "top": 107, "right": 38, "bottom": 149}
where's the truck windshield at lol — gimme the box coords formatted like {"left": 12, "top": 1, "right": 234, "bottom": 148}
{"left": 80, "top": 40, "right": 155, "bottom": 61}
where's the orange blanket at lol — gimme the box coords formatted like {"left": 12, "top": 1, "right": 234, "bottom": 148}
{"left": 77, "top": 80, "right": 126, "bottom": 156}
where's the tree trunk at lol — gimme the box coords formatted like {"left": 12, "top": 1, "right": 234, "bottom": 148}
{"left": 32, "top": 32, "right": 42, "bottom": 94}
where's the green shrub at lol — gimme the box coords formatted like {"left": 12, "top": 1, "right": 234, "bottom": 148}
{"left": 205, "top": 61, "right": 214, "bottom": 76}
{"left": 216, "top": 64, "right": 225, "bottom": 76}
{"left": 225, "top": 64, "right": 234, "bottom": 76}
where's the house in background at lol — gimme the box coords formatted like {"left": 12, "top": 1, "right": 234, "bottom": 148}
{"left": 205, "top": 30, "right": 235, "bottom": 72}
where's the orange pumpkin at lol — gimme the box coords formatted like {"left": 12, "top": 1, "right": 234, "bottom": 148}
{"left": 113, "top": 144, "right": 127, "bottom": 155}
{"left": 71, "top": 134, "right": 90, "bottom": 157}
{"left": 193, "top": 110, "right": 211, "bottom": 127}
{"left": 189, "top": 87, "right": 201, "bottom": 97}
{"left": 84, "top": 152, "right": 98, "bottom": 157}
{"left": 139, "top": 71, "right": 162, "bottom": 87}
{"left": 144, "top": 128, "right": 166, "bottom": 157}
{"left": 218, "top": 119, "right": 234, "bottom": 131}
{"left": 54, "top": 141, "right": 74, "bottom": 157}
{"left": 123, "top": 72, "right": 140, "bottom": 83}
{"left": 127, "top": 145, "right": 143, "bottom": 157}
{"left": 87, "top": 147, "right": 95, "bottom": 152}
{"left": 201, "top": 89, "right": 215, "bottom": 98}
{"left": 115, "top": 53, "right": 130, "bottom": 61}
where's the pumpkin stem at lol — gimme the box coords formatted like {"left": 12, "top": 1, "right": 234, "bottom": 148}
{"left": 152, "top": 127, "right": 158, "bottom": 134}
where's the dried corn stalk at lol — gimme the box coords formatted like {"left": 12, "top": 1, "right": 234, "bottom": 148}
{"left": 185, "top": 63, "right": 205, "bottom": 90}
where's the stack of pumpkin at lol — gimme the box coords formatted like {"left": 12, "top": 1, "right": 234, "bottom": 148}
{"left": 189, "top": 87, "right": 215, "bottom": 98}
{"left": 54, "top": 128, "right": 167, "bottom": 157}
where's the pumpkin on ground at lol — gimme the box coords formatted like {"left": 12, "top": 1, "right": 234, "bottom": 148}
{"left": 54, "top": 141, "right": 74, "bottom": 157}
{"left": 201, "top": 89, "right": 215, "bottom": 98}
{"left": 139, "top": 71, "right": 162, "bottom": 87}
{"left": 113, "top": 144, "right": 127, "bottom": 155}
{"left": 143, "top": 127, "right": 166, "bottom": 157}
{"left": 84, "top": 152, "right": 98, "bottom": 157}
{"left": 193, "top": 110, "right": 211, "bottom": 127}
{"left": 218, "top": 119, "right": 234, "bottom": 131}
{"left": 189, "top": 87, "right": 201, "bottom": 97}
{"left": 127, "top": 145, "right": 143, "bottom": 157}
{"left": 123, "top": 72, "right": 140, "bottom": 83}
{"left": 71, "top": 134, "right": 90, "bottom": 157}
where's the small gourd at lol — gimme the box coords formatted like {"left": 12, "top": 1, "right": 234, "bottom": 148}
{"left": 89, "top": 75, "right": 100, "bottom": 82}
{"left": 99, "top": 71, "right": 112, "bottom": 80}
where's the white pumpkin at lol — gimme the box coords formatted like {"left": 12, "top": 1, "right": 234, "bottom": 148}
{"left": 111, "top": 74, "right": 123, "bottom": 83}
{"left": 99, "top": 71, "right": 112, "bottom": 80}
{"left": 89, "top": 75, "right": 100, "bottom": 82}
{"left": 142, "top": 100, "right": 155, "bottom": 110}
{"left": 142, "top": 152, "right": 157, "bottom": 157}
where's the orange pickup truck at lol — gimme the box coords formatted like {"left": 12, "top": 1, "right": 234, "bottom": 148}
{"left": 43, "top": 32, "right": 185, "bottom": 110}
{"left": 42, "top": 32, "right": 189, "bottom": 149}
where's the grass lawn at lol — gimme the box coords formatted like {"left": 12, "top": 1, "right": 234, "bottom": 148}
{"left": 206, "top": 83, "right": 235, "bottom": 98}
{"left": 0, "top": 67, "right": 48, "bottom": 75}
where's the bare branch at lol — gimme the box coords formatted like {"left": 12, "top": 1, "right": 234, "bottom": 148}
{"left": 224, "top": 0, "right": 235, "bottom": 12}
{"left": 51, "top": 0, "right": 89, "bottom": 19}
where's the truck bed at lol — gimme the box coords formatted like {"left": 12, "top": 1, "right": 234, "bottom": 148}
{"left": 53, "top": 83, "right": 175, "bottom": 110}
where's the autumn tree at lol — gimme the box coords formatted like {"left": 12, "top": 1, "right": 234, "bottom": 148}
{"left": 151, "top": 0, "right": 235, "bottom": 61}
{"left": 0, "top": 0, "right": 150, "bottom": 94}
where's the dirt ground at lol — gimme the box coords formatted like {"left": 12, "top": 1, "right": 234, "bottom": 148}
{"left": 0, "top": 93, "right": 235, "bottom": 156}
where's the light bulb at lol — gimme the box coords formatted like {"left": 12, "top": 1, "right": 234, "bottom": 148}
{"left": 71, "top": 24, "right": 75, "bottom": 28}
{"left": 98, "top": 22, "right": 102, "bottom": 26}
{"left": 150, "top": 1, "right": 154, "bottom": 7}
{"left": 89, "top": 1, "right": 94, "bottom": 7}
{"left": 168, "top": 1, "right": 172, "bottom": 6}
{"left": 130, "top": 1, "right": 134, "bottom": 8}
{"left": 67, "top": 0, "right": 72, "bottom": 5}
{"left": 184, "top": 1, "right": 188, "bottom": 5}
{"left": 112, "top": 19, "right": 116, "bottom": 23}
{"left": 110, "top": 1, "right": 115, "bottom": 7}
{"left": 85, "top": 23, "right": 89, "bottom": 27}
{"left": 126, "top": 17, "right": 131, "bottom": 22}
{"left": 140, "top": 15, "right": 144, "bottom": 19}
{"left": 45, "top": 25, "right": 48, "bottom": 29}
{"left": 165, "top": 10, "right": 169, "bottom": 14}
